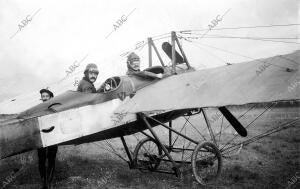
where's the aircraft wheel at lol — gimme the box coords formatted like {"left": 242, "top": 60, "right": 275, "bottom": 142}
{"left": 133, "top": 138, "right": 162, "bottom": 171}
{"left": 191, "top": 141, "right": 222, "bottom": 185}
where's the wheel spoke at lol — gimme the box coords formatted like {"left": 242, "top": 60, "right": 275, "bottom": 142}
{"left": 217, "top": 116, "right": 224, "bottom": 148}
{"left": 192, "top": 142, "right": 222, "bottom": 185}
{"left": 134, "top": 138, "right": 162, "bottom": 171}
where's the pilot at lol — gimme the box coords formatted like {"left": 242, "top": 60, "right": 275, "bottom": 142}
{"left": 38, "top": 88, "right": 58, "bottom": 189}
{"left": 77, "top": 63, "right": 99, "bottom": 93}
{"left": 126, "top": 52, "right": 163, "bottom": 79}
{"left": 126, "top": 52, "right": 141, "bottom": 75}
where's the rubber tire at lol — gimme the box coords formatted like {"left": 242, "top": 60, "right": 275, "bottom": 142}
{"left": 133, "top": 138, "right": 163, "bottom": 171}
{"left": 191, "top": 141, "right": 222, "bottom": 185}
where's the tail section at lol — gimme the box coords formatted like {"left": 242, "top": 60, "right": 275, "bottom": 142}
{"left": 0, "top": 118, "right": 42, "bottom": 160}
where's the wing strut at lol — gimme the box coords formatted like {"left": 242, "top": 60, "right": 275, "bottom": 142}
{"left": 161, "top": 31, "right": 191, "bottom": 74}
{"left": 147, "top": 38, "right": 165, "bottom": 67}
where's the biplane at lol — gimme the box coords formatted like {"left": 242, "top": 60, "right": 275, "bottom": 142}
{"left": 0, "top": 31, "right": 299, "bottom": 186}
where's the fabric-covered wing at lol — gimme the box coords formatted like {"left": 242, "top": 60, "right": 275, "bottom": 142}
{"left": 116, "top": 60, "right": 299, "bottom": 113}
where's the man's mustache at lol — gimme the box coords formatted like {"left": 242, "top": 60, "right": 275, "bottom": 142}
{"left": 90, "top": 77, "right": 96, "bottom": 80}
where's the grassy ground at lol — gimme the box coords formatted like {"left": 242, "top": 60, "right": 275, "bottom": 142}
{"left": 0, "top": 105, "right": 299, "bottom": 189}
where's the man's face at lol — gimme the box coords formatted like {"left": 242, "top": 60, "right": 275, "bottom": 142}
{"left": 88, "top": 68, "right": 99, "bottom": 83}
{"left": 129, "top": 59, "right": 140, "bottom": 71}
{"left": 41, "top": 93, "right": 51, "bottom": 102}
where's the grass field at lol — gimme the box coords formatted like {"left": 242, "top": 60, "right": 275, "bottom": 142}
{"left": 0, "top": 104, "right": 299, "bottom": 189}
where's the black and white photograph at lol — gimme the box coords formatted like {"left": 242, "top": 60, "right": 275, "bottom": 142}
{"left": 0, "top": 0, "right": 299, "bottom": 188}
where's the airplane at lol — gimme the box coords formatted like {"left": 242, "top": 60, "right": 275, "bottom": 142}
{"left": 0, "top": 31, "right": 299, "bottom": 186}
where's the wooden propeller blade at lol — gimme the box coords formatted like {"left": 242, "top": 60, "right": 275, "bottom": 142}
{"left": 162, "top": 42, "right": 185, "bottom": 64}
{"left": 218, "top": 106, "right": 247, "bottom": 137}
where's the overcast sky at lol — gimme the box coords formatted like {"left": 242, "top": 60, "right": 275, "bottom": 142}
{"left": 0, "top": 0, "right": 299, "bottom": 112}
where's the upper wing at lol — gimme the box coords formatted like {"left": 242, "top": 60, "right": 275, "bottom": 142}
{"left": 116, "top": 59, "right": 299, "bottom": 114}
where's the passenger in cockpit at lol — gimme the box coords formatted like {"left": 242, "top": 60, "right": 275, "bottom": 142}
{"left": 77, "top": 63, "right": 99, "bottom": 93}
{"left": 126, "top": 52, "right": 163, "bottom": 79}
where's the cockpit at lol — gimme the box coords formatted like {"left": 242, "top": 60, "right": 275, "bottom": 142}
{"left": 97, "top": 66, "right": 165, "bottom": 94}
{"left": 97, "top": 77, "right": 122, "bottom": 93}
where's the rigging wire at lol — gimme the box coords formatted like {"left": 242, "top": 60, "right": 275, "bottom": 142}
{"left": 220, "top": 102, "right": 277, "bottom": 151}
{"left": 94, "top": 141, "right": 128, "bottom": 162}
{"left": 214, "top": 105, "right": 258, "bottom": 139}
{"left": 182, "top": 34, "right": 300, "bottom": 44}
{"left": 179, "top": 24, "right": 300, "bottom": 33}
{"left": 171, "top": 117, "right": 190, "bottom": 147}
{"left": 3, "top": 23, "right": 299, "bottom": 100}
{"left": 196, "top": 8, "right": 231, "bottom": 40}
{"left": 221, "top": 118, "right": 300, "bottom": 155}
{"left": 186, "top": 41, "right": 228, "bottom": 65}
{"left": 181, "top": 38, "right": 294, "bottom": 70}
{"left": 202, "top": 34, "right": 299, "bottom": 40}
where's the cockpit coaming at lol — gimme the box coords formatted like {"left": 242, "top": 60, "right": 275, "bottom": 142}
{"left": 17, "top": 66, "right": 166, "bottom": 119}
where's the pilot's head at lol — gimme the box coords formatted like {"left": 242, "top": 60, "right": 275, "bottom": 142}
{"left": 84, "top": 63, "right": 99, "bottom": 83}
{"left": 40, "top": 88, "right": 54, "bottom": 102}
{"left": 127, "top": 52, "right": 140, "bottom": 72}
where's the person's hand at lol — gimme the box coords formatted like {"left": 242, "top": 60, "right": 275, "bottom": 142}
{"left": 156, "top": 73, "right": 163, "bottom": 79}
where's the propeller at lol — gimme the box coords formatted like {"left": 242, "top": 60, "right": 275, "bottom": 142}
{"left": 218, "top": 106, "right": 247, "bottom": 137}
{"left": 162, "top": 42, "right": 185, "bottom": 64}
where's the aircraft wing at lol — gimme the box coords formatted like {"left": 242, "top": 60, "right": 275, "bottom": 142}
{"left": 116, "top": 59, "right": 299, "bottom": 114}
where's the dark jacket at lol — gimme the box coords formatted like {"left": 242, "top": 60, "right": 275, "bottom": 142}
{"left": 77, "top": 77, "right": 96, "bottom": 93}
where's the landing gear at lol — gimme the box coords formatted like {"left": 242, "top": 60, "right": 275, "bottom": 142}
{"left": 132, "top": 112, "right": 223, "bottom": 185}
{"left": 133, "top": 138, "right": 162, "bottom": 171}
{"left": 191, "top": 142, "right": 222, "bottom": 185}
{"left": 120, "top": 111, "right": 225, "bottom": 186}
